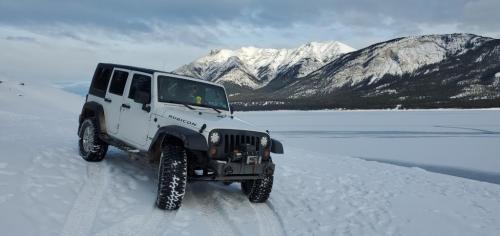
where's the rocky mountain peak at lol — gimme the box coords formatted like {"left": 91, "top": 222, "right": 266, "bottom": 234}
{"left": 174, "top": 40, "right": 355, "bottom": 89}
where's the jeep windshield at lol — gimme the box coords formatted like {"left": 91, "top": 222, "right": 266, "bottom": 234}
{"left": 157, "top": 75, "right": 229, "bottom": 111}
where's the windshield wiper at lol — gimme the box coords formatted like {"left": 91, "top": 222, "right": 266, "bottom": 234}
{"left": 182, "top": 102, "right": 221, "bottom": 114}
{"left": 210, "top": 107, "right": 221, "bottom": 113}
{"left": 183, "top": 104, "right": 195, "bottom": 110}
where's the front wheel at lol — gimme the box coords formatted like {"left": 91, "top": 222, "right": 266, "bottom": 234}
{"left": 156, "top": 145, "right": 188, "bottom": 210}
{"left": 241, "top": 175, "right": 274, "bottom": 203}
{"left": 78, "top": 118, "right": 108, "bottom": 162}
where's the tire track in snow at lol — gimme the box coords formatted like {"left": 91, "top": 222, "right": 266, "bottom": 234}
{"left": 191, "top": 184, "right": 236, "bottom": 236}
{"left": 214, "top": 184, "right": 285, "bottom": 236}
{"left": 92, "top": 209, "right": 176, "bottom": 236}
{"left": 247, "top": 200, "right": 285, "bottom": 236}
{"left": 93, "top": 157, "right": 177, "bottom": 236}
{"left": 92, "top": 194, "right": 176, "bottom": 235}
{"left": 60, "top": 163, "right": 110, "bottom": 236}
{"left": 92, "top": 216, "right": 142, "bottom": 236}
{"left": 134, "top": 207, "right": 177, "bottom": 236}
{"left": 264, "top": 201, "right": 287, "bottom": 236}
{"left": 133, "top": 158, "right": 180, "bottom": 236}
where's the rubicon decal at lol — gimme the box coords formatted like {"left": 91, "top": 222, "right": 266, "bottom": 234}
{"left": 168, "top": 115, "right": 197, "bottom": 127}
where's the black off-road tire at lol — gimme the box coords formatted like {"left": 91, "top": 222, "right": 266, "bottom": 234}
{"left": 156, "top": 145, "right": 188, "bottom": 210}
{"left": 241, "top": 175, "right": 274, "bottom": 203}
{"left": 79, "top": 118, "right": 108, "bottom": 162}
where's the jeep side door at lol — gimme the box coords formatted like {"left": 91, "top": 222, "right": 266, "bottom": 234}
{"left": 118, "top": 72, "right": 152, "bottom": 147}
{"left": 103, "top": 69, "right": 131, "bottom": 135}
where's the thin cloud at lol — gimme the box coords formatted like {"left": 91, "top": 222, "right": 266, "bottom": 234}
{"left": 1, "top": 0, "right": 497, "bottom": 38}
{"left": 4, "top": 35, "right": 36, "bottom": 42}
{"left": 0, "top": 0, "right": 498, "bottom": 83}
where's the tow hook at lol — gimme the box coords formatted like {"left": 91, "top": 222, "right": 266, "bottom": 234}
{"left": 224, "top": 165, "right": 233, "bottom": 175}
{"left": 265, "top": 166, "right": 274, "bottom": 176}
{"left": 199, "top": 124, "right": 207, "bottom": 133}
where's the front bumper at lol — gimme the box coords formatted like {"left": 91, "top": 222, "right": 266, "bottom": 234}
{"left": 192, "top": 128, "right": 274, "bottom": 181}
{"left": 191, "top": 158, "right": 275, "bottom": 181}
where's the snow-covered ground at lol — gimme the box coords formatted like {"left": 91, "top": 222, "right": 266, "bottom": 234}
{"left": 1, "top": 80, "right": 500, "bottom": 236}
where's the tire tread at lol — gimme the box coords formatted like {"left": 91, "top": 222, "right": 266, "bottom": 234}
{"left": 156, "top": 145, "right": 188, "bottom": 210}
{"left": 78, "top": 118, "right": 108, "bottom": 162}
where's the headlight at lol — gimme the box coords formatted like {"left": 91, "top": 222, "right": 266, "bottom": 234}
{"left": 210, "top": 132, "right": 220, "bottom": 144}
{"left": 260, "top": 136, "right": 268, "bottom": 147}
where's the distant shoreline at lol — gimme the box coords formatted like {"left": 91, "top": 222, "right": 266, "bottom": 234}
{"left": 236, "top": 108, "right": 500, "bottom": 112}
{"left": 50, "top": 82, "right": 500, "bottom": 112}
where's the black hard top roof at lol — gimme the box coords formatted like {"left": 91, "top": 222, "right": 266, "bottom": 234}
{"left": 98, "top": 63, "right": 175, "bottom": 76}
{"left": 96, "top": 62, "right": 221, "bottom": 86}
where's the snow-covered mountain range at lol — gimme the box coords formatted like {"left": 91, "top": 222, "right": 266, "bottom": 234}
{"left": 175, "top": 41, "right": 355, "bottom": 91}
{"left": 176, "top": 33, "right": 500, "bottom": 110}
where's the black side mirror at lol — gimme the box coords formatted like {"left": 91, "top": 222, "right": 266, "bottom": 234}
{"left": 134, "top": 91, "right": 151, "bottom": 112}
{"left": 230, "top": 105, "right": 234, "bottom": 115}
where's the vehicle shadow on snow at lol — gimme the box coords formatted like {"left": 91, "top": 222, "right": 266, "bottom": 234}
{"left": 75, "top": 148, "right": 283, "bottom": 236}
{"left": 103, "top": 147, "right": 250, "bottom": 207}
{"left": 91, "top": 148, "right": 255, "bottom": 235}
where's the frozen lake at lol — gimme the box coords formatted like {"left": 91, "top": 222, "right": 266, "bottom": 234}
{"left": 238, "top": 109, "right": 500, "bottom": 184}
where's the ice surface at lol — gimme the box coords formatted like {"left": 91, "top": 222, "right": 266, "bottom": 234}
{"left": 239, "top": 109, "right": 500, "bottom": 181}
{"left": 1, "top": 80, "right": 500, "bottom": 236}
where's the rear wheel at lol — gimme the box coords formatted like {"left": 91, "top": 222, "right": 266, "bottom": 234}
{"left": 241, "top": 175, "right": 274, "bottom": 203}
{"left": 78, "top": 118, "right": 108, "bottom": 162}
{"left": 156, "top": 145, "right": 188, "bottom": 210}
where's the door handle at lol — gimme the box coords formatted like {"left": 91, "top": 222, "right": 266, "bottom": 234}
{"left": 104, "top": 98, "right": 112, "bottom": 103}
{"left": 121, "top": 104, "right": 131, "bottom": 109}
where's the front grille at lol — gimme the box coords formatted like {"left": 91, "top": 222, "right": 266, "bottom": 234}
{"left": 210, "top": 129, "right": 268, "bottom": 159}
{"left": 223, "top": 134, "right": 260, "bottom": 154}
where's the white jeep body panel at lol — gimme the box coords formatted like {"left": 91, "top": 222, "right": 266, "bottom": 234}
{"left": 145, "top": 103, "right": 266, "bottom": 149}
{"left": 102, "top": 68, "right": 131, "bottom": 135}
{"left": 118, "top": 71, "right": 153, "bottom": 146}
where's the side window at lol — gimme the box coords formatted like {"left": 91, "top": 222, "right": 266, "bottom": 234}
{"left": 108, "top": 70, "right": 129, "bottom": 96}
{"left": 128, "top": 74, "right": 151, "bottom": 103}
{"left": 89, "top": 66, "right": 112, "bottom": 97}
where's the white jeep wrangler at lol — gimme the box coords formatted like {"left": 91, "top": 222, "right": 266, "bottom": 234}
{"left": 78, "top": 63, "right": 284, "bottom": 210}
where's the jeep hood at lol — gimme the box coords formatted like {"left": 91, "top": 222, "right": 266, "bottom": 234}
{"left": 154, "top": 105, "right": 267, "bottom": 134}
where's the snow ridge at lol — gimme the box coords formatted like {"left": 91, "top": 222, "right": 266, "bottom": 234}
{"left": 289, "top": 33, "right": 496, "bottom": 97}
{"left": 332, "top": 34, "right": 489, "bottom": 87}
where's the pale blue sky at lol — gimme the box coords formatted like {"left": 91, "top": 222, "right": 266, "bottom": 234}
{"left": 0, "top": 0, "right": 498, "bottom": 82}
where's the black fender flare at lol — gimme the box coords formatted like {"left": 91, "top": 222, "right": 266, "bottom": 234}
{"left": 149, "top": 125, "right": 208, "bottom": 152}
{"left": 78, "top": 101, "right": 106, "bottom": 136}
{"left": 271, "top": 138, "right": 284, "bottom": 154}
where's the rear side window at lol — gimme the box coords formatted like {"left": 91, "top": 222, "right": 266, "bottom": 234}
{"left": 109, "top": 70, "right": 129, "bottom": 96}
{"left": 89, "top": 65, "right": 112, "bottom": 97}
{"left": 128, "top": 74, "right": 151, "bottom": 102}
